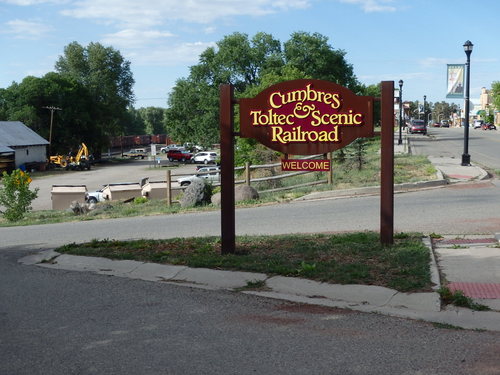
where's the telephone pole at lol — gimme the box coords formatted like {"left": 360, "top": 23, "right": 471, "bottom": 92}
{"left": 43, "top": 106, "right": 62, "bottom": 156}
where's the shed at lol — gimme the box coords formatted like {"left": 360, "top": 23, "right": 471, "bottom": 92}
{"left": 102, "top": 182, "right": 143, "bottom": 201}
{"left": 0, "top": 121, "right": 49, "bottom": 169}
{"left": 51, "top": 185, "right": 87, "bottom": 210}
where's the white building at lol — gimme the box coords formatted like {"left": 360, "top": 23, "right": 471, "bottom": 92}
{"left": 0, "top": 121, "right": 49, "bottom": 170}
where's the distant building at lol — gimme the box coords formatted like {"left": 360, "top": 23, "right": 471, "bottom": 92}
{"left": 0, "top": 121, "right": 49, "bottom": 172}
{"left": 480, "top": 87, "right": 492, "bottom": 109}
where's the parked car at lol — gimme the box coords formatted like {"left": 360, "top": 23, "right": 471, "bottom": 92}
{"left": 123, "top": 148, "right": 148, "bottom": 159}
{"left": 177, "top": 166, "right": 220, "bottom": 186}
{"left": 166, "top": 149, "right": 193, "bottom": 162}
{"left": 440, "top": 120, "right": 449, "bottom": 127}
{"left": 183, "top": 143, "right": 204, "bottom": 152}
{"left": 473, "top": 120, "right": 484, "bottom": 129}
{"left": 193, "top": 152, "right": 218, "bottom": 164}
{"left": 160, "top": 144, "right": 181, "bottom": 153}
{"left": 431, "top": 122, "right": 441, "bottom": 128}
{"left": 407, "top": 119, "right": 427, "bottom": 135}
{"left": 481, "top": 123, "right": 497, "bottom": 130}
{"left": 85, "top": 187, "right": 107, "bottom": 203}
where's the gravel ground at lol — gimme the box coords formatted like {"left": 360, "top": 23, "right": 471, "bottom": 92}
{"left": 29, "top": 157, "right": 200, "bottom": 211}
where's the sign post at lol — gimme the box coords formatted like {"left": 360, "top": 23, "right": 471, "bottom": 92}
{"left": 219, "top": 84, "right": 236, "bottom": 254}
{"left": 380, "top": 81, "right": 394, "bottom": 245}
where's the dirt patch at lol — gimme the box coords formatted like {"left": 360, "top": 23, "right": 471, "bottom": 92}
{"left": 275, "top": 303, "right": 354, "bottom": 315}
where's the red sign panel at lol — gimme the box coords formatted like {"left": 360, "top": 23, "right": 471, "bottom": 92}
{"left": 239, "top": 79, "right": 374, "bottom": 155}
{"left": 281, "top": 159, "right": 331, "bottom": 171}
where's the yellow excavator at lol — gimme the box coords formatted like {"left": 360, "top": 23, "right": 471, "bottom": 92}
{"left": 49, "top": 143, "right": 92, "bottom": 170}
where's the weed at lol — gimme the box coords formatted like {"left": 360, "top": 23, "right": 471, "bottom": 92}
{"left": 432, "top": 322, "right": 464, "bottom": 330}
{"left": 438, "top": 286, "right": 490, "bottom": 311}
{"left": 234, "top": 279, "right": 269, "bottom": 291}
{"left": 297, "top": 261, "right": 317, "bottom": 275}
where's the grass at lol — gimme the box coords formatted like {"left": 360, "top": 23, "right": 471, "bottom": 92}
{"left": 57, "top": 232, "right": 433, "bottom": 293}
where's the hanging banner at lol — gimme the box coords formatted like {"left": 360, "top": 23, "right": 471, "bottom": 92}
{"left": 446, "top": 64, "right": 465, "bottom": 99}
{"left": 239, "top": 79, "right": 374, "bottom": 155}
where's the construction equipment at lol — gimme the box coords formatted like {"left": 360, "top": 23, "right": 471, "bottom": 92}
{"left": 49, "top": 143, "right": 92, "bottom": 170}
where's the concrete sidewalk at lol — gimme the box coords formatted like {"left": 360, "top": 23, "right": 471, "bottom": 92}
{"left": 433, "top": 235, "right": 500, "bottom": 311}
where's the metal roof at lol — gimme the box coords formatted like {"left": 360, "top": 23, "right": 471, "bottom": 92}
{"left": 0, "top": 121, "right": 49, "bottom": 147}
{"left": 0, "top": 145, "right": 15, "bottom": 153}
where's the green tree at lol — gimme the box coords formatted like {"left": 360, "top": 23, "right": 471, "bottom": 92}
{"left": 165, "top": 79, "right": 219, "bottom": 147}
{"left": 491, "top": 82, "right": 500, "bottom": 111}
{"left": 0, "top": 170, "right": 39, "bottom": 222}
{"left": 360, "top": 83, "right": 381, "bottom": 126}
{"left": 124, "top": 108, "right": 146, "bottom": 135}
{"left": 55, "top": 42, "right": 135, "bottom": 153}
{"left": 432, "top": 101, "right": 459, "bottom": 124}
{"left": 138, "top": 107, "right": 166, "bottom": 134}
{"left": 284, "top": 32, "right": 361, "bottom": 92}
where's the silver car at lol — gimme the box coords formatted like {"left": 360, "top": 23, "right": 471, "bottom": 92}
{"left": 177, "top": 166, "right": 220, "bottom": 186}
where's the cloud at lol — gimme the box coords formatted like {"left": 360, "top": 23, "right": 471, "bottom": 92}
{"left": 419, "top": 57, "right": 451, "bottom": 67}
{"left": 101, "top": 29, "right": 175, "bottom": 49}
{"left": 60, "top": 0, "right": 310, "bottom": 27}
{"left": 339, "top": 0, "right": 397, "bottom": 12}
{"left": 127, "top": 41, "right": 215, "bottom": 66}
{"left": 417, "top": 57, "right": 499, "bottom": 67}
{"left": 359, "top": 71, "right": 427, "bottom": 82}
{"left": 1, "top": 0, "right": 65, "bottom": 5}
{"left": 4, "top": 19, "right": 54, "bottom": 39}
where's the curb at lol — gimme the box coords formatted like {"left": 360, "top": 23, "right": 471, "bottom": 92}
{"left": 295, "top": 178, "right": 447, "bottom": 202}
{"left": 19, "top": 248, "right": 500, "bottom": 332}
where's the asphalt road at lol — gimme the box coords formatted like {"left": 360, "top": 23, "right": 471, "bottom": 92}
{"left": 2, "top": 248, "right": 499, "bottom": 375}
{"left": 409, "top": 126, "right": 500, "bottom": 170}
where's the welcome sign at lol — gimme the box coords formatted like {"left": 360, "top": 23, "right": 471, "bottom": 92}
{"left": 220, "top": 80, "right": 395, "bottom": 253}
{"left": 239, "top": 79, "right": 374, "bottom": 161}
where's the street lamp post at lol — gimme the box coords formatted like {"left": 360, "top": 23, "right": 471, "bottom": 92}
{"left": 423, "top": 95, "right": 427, "bottom": 126}
{"left": 398, "top": 80, "right": 403, "bottom": 145}
{"left": 462, "top": 40, "right": 473, "bottom": 166}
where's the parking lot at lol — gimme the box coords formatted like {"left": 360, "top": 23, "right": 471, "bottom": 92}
{"left": 29, "top": 157, "right": 202, "bottom": 211}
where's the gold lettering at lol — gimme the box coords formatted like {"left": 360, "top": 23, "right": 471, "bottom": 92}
{"left": 272, "top": 126, "right": 339, "bottom": 144}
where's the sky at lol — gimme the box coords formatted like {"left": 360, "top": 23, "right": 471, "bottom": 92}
{"left": 1, "top": 0, "right": 499, "bottom": 109}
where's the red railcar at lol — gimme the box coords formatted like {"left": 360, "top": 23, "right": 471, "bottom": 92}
{"left": 109, "top": 134, "right": 171, "bottom": 149}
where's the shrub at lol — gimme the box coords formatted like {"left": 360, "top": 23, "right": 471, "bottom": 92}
{"left": 133, "top": 196, "right": 148, "bottom": 204}
{"left": 0, "top": 169, "right": 39, "bottom": 222}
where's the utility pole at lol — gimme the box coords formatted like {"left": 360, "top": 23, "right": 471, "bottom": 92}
{"left": 43, "top": 106, "right": 62, "bottom": 156}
